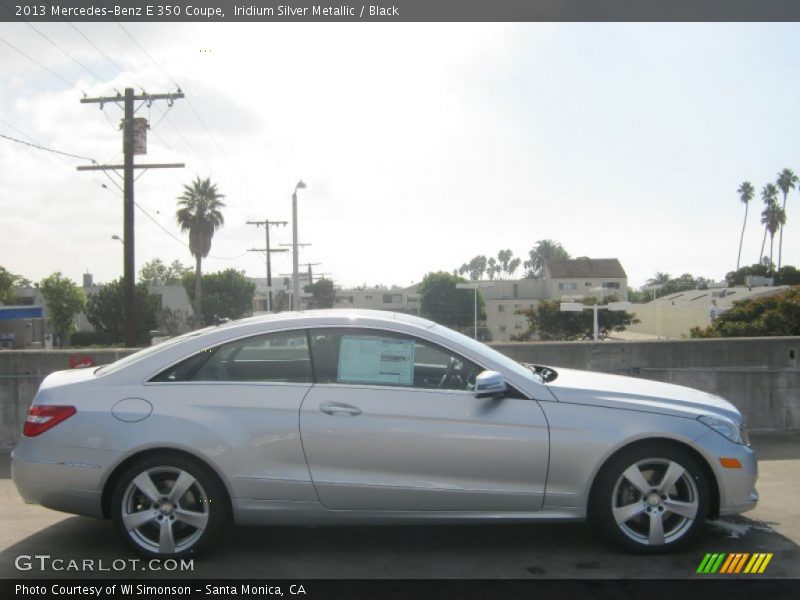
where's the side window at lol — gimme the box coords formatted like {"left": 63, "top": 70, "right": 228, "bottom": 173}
{"left": 309, "top": 329, "right": 481, "bottom": 391}
{"left": 150, "top": 330, "right": 312, "bottom": 383}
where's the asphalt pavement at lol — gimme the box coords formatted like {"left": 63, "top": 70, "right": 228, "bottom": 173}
{"left": 1, "top": 432, "right": 798, "bottom": 579}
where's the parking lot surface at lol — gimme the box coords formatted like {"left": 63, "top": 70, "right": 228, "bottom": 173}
{"left": 1, "top": 432, "right": 798, "bottom": 579}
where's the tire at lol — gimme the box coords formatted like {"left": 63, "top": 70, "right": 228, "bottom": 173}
{"left": 591, "top": 443, "right": 710, "bottom": 553}
{"left": 111, "top": 454, "right": 228, "bottom": 558}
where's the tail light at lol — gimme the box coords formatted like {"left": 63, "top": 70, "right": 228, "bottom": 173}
{"left": 23, "top": 405, "right": 77, "bottom": 437}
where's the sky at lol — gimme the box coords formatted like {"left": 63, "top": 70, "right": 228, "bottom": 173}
{"left": 1, "top": 22, "right": 799, "bottom": 290}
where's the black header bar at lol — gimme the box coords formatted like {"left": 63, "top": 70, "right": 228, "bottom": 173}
{"left": 2, "top": 0, "right": 800, "bottom": 22}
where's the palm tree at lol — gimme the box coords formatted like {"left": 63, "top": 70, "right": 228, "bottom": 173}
{"left": 735, "top": 181, "right": 754, "bottom": 271}
{"left": 761, "top": 199, "right": 786, "bottom": 274}
{"left": 524, "top": 240, "right": 570, "bottom": 278}
{"left": 775, "top": 168, "right": 798, "bottom": 270}
{"left": 496, "top": 249, "right": 514, "bottom": 279}
{"left": 646, "top": 272, "right": 671, "bottom": 287}
{"left": 759, "top": 184, "right": 779, "bottom": 264}
{"left": 176, "top": 177, "right": 226, "bottom": 325}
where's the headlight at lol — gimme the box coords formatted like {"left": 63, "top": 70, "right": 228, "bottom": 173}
{"left": 698, "top": 415, "right": 750, "bottom": 446}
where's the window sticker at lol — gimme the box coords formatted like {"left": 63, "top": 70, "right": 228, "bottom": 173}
{"left": 338, "top": 336, "right": 414, "bottom": 385}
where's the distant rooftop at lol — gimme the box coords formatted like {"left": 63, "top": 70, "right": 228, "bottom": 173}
{"left": 648, "top": 285, "right": 790, "bottom": 307}
{"left": 545, "top": 257, "right": 627, "bottom": 279}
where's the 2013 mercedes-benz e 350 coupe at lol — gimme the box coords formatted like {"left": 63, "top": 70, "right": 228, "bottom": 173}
{"left": 12, "top": 310, "right": 757, "bottom": 557}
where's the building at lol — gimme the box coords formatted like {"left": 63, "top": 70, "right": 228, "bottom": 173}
{"left": 481, "top": 257, "right": 628, "bottom": 341}
{"left": 332, "top": 285, "right": 421, "bottom": 314}
{"left": 626, "top": 284, "right": 789, "bottom": 339}
{"left": 8, "top": 276, "right": 194, "bottom": 347}
{"left": 322, "top": 257, "right": 627, "bottom": 342}
{"left": 0, "top": 305, "right": 47, "bottom": 349}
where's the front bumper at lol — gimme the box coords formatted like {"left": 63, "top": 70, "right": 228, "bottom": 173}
{"left": 695, "top": 430, "right": 759, "bottom": 516}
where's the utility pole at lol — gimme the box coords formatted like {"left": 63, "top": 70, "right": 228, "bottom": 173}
{"left": 291, "top": 181, "right": 307, "bottom": 311}
{"left": 246, "top": 219, "right": 288, "bottom": 312}
{"left": 78, "top": 88, "right": 184, "bottom": 347}
{"left": 300, "top": 262, "right": 322, "bottom": 284}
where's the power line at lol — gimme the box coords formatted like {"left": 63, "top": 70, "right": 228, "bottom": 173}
{"left": 0, "top": 132, "right": 96, "bottom": 162}
{"left": 109, "top": 22, "right": 264, "bottom": 215}
{"left": 114, "top": 21, "right": 180, "bottom": 89}
{"left": 23, "top": 21, "right": 110, "bottom": 89}
{"left": 0, "top": 36, "right": 80, "bottom": 92}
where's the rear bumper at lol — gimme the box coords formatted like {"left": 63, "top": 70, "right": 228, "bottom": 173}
{"left": 11, "top": 440, "right": 119, "bottom": 519}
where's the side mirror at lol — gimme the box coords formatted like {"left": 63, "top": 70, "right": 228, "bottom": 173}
{"left": 475, "top": 370, "right": 506, "bottom": 399}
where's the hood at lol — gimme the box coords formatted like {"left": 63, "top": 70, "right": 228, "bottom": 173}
{"left": 545, "top": 367, "right": 742, "bottom": 423}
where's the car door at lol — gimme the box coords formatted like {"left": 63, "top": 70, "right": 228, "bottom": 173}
{"left": 299, "top": 327, "right": 550, "bottom": 512}
{"left": 145, "top": 328, "right": 317, "bottom": 502}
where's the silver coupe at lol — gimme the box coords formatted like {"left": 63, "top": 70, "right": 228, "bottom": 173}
{"left": 12, "top": 310, "right": 757, "bottom": 557}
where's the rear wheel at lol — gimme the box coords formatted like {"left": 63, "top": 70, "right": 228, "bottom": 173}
{"left": 591, "top": 444, "right": 710, "bottom": 553}
{"left": 111, "top": 455, "right": 227, "bottom": 558}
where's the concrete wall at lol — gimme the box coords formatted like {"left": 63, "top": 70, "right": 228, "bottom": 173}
{"left": 1, "top": 338, "right": 798, "bottom": 448}
{"left": 492, "top": 337, "right": 800, "bottom": 431}
{"left": 0, "top": 349, "right": 136, "bottom": 449}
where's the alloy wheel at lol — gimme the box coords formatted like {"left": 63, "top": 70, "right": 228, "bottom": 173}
{"left": 121, "top": 466, "right": 210, "bottom": 555}
{"left": 611, "top": 458, "right": 700, "bottom": 546}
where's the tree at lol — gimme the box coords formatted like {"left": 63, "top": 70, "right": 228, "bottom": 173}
{"left": 39, "top": 272, "right": 86, "bottom": 347}
{"left": 139, "top": 258, "right": 192, "bottom": 285}
{"left": 736, "top": 181, "right": 755, "bottom": 271}
{"left": 776, "top": 168, "right": 798, "bottom": 270}
{"left": 0, "top": 266, "right": 15, "bottom": 305}
{"left": 467, "top": 255, "right": 487, "bottom": 280}
{"left": 759, "top": 184, "right": 779, "bottom": 264}
{"left": 272, "top": 277, "right": 292, "bottom": 313}
{"left": 486, "top": 257, "right": 499, "bottom": 280}
{"left": 175, "top": 177, "right": 226, "bottom": 326}
{"left": 86, "top": 279, "right": 160, "bottom": 346}
{"left": 304, "top": 278, "right": 335, "bottom": 308}
{"left": 690, "top": 286, "right": 800, "bottom": 337}
{"left": 507, "top": 257, "right": 521, "bottom": 277}
{"left": 725, "top": 263, "right": 770, "bottom": 286}
{"left": 646, "top": 272, "right": 672, "bottom": 287}
{"left": 183, "top": 269, "right": 255, "bottom": 324}
{"left": 524, "top": 240, "right": 570, "bottom": 278}
{"left": 418, "top": 271, "right": 484, "bottom": 329}
{"left": 496, "top": 249, "right": 513, "bottom": 277}
{"left": 761, "top": 198, "right": 786, "bottom": 273}
{"left": 513, "top": 296, "right": 638, "bottom": 341}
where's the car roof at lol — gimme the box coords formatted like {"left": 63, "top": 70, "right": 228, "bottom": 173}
{"left": 228, "top": 309, "right": 438, "bottom": 331}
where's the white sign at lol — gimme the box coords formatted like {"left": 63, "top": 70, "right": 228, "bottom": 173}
{"left": 338, "top": 336, "right": 414, "bottom": 385}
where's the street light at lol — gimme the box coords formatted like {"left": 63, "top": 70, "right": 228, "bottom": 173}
{"left": 291, "top": 180, "right": 307, "bottom": 310}
{"left": 456, "top": 282, "right": 494, "bottom": 339}
{"left": 111, "top": 235, "right": 123, "bottom": 244}
{"left": 559, "top": 300, "right": 632, "bottom": 341}
{"left": 643, "top": 284, "right": 664, "bottom": 338}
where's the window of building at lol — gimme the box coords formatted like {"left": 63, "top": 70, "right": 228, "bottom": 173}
{"left": 513, "top": 284, "right": 518, "bottom": 299}
{"left": 558, "top": 282, "right": 578, "bottom": 291}
{"left": 150, "top": 330, "right": 312, "bottom": 383}
{"left": 498, "top": 304, "right": 505, "bottom": 312}
{"left": 602, "top": 282, "right": 621, "bottom": 289}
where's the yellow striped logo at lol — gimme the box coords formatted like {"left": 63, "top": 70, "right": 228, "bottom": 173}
{"left": 697, "top": 553, "right": 773, "bottom": 574}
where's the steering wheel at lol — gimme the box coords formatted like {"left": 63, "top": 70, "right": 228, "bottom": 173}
{"left": 438, "top": 357, "right": 464, "bottom": 390}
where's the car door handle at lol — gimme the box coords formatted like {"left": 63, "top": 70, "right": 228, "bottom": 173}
{"left": 319, "top": 402, "right": 362, "bottom": 416}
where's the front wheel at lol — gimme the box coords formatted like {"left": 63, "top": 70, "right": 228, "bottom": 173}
{"left": 111, "top": 454, "right": 228, "bottom": 558}
{"left": 591, "top": 444, "right": 710, "bottom": 553}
